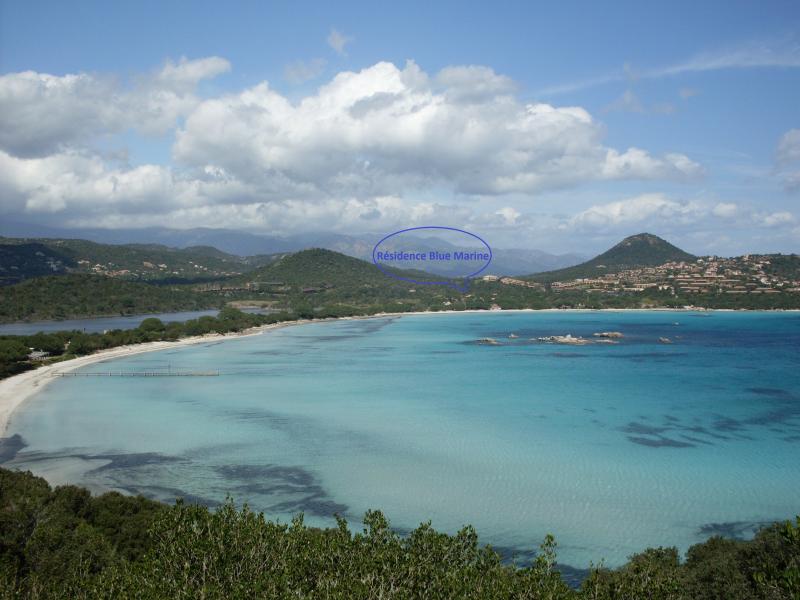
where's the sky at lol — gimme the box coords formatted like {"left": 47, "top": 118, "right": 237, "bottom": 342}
{"left": 0, "top": 0, "right": 799, "bottom": 256}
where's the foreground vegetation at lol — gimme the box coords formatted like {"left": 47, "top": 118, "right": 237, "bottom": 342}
{"left": 0, "top": 468, "right": 797, "bottom": 599}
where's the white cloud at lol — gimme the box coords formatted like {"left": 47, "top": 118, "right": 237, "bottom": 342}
{"left": 153, "top": 56, "right": 231, "bottom": 92}
{"left": 0, "top": 58, "right": 708, "bottom": 241}
{"left": 755, "top": 211, "right": 795, "bottom": 227}
{"left": 539, "top": 38, "right": 800, "bottom": 96}
{"left": 284, "top": 58, "right": 327, "bottom": 84}
{"left": 173, "top": 61, "right": 702, "bottom": 198}
{"left": 712, "top": 202, "right": 739, "bottom": 218}
{"left": 435, "top": 65, "right": 516, "bottom": 101}
{"left": 653, "top": 39, "right": 800, "bottom": 77}
{"left": 0, "top": 56, "right": 230, "bottom": 157}
{"left": 567, "top": 193, "right": 704, "bottom": 230}
{"left": 494, "top": 207, "right": 521, "bottom": 226}
{"left": 327, "top": 28, "right": 353, "bottom": 56}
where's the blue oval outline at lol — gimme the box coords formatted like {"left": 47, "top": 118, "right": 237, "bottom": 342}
{"left": 372, "top": 226, "right": 492, "bottom": 291}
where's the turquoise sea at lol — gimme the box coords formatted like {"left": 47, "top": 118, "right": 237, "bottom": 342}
{"left": 3, "top": 311, "right": 800, "bottom": 571}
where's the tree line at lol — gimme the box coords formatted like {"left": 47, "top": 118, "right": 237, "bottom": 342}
{"left": 0, "top": 468, "right": 797, "bottom": 599}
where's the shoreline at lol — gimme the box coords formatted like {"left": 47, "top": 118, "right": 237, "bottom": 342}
{"left": 1, "top": 306, "right": 798, "bottom": 435}
{"left": 0, "top": 319, "right": 307, "bottom": 436}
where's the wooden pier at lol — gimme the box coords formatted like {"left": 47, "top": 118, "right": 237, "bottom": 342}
{"left": 51, "top": 370, "right": 219, "bottom": 377}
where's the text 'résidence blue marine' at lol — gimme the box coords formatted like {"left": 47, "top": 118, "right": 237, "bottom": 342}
{"left": 372, "top": 226, "right": 492, "bottom": 292}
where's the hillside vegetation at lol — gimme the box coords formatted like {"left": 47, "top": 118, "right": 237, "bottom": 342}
{"left": 1, "top": 239, "right": 799, "bottom": 325}
{"left": 527, "top": 233, "right": 696, "bottom": 283}
{"left": 0, "top": 468, "right": 798, "bottom": 599}
{"left": 0, "top": 237, "right": 279, "bottom": 285}
{"left": 236, "top": 248, "right": 467, "bottom": 315}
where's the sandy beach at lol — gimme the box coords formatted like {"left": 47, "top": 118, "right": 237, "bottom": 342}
{"left": 0, "top": 320, "right": 306, "bottom": 436}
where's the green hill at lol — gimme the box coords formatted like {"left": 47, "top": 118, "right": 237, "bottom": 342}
{"left": 527, "top": 233, "right": 696, "bottom": 283}
{"left": 235, "top": 248, "right": 466, "bottom": 314}
{"left": 242, "top": 248, "right": 456, "bottom": 288}
{"left": 0, "top": 242, "right": 77, "bottom": 285}
{"left": 0, "top": 274, "right": 221, "bottom": 323}
{"left": 0, "top": 237, "right": 280, "bottom": 285}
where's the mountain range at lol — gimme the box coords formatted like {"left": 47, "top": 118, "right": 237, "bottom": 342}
{"left": 0, "top": 221, "right": 584, "bottom": 277}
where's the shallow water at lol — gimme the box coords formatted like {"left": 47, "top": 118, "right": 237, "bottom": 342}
{"left": 4, "top": 311, "right": 800, "bottom": 569}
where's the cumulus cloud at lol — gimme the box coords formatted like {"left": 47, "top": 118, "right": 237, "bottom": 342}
{"left": 755, "top": 211, "right": 795, "bottom": 227}
{"left": 435, "top": 65, "right": 516, "bottom": 101}
{"left": 152, "top": 56, "right": 231, "bottom": 92}
{"left": 0, "top": 56, "right": 230, "bottom": 157}
{"left": 562, "top": 194, "right": 796, "bottom": 239}
{"left": 712, "top": 202, "right": 739, "bottom": 218}
{"left": 0, "top": 58, "right": 709, "bottom": 239}
{"left": 173, "top": 61, "right": 702, "bottom": 198}
{"left": 327, "top": 28, "right": 353, "bottom": 56}
{"left": 567, "top": 194, "right": 704, "bottom": 230}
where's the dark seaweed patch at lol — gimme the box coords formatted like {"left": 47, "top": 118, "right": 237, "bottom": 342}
{"left": 679, "top": 435, "right": 713, "bottom": 446}
{"left": 620, "top": 422, "right": 667, "bottom": 436}
{"left": 217, "top": 464, "right": 314, "bottom": 487}
{"left": 746, "top": 387, "right": 794, "bottom": 398}
{"left": 121, "top": 484, "right": 220, "bottom": 508}
{"left": 698, "top": 520, "right": 772, "bottom": 540}
{"left": 712, "top": 417, "right": 745, "bottom": 432}
{"left": 627, "top": 435, "right": 695, "bottom": 448}
{"left": 88, "top": 452, "right": 185, "bottom": 473}
{"left": 215, "top": 463, "right": 348, "bottom": 518}
{"left": 270, "top": 497, "right": 348, "bottom": 517}
{"left": 0, "top": 434, "right": 26, "bottom": 463}
{"left": 491, "top": 545, "right": 590, "bottom": 588}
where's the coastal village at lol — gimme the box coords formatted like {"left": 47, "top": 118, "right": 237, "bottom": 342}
{"left": 485, "top": 254, "right": 800, "bottom": 296}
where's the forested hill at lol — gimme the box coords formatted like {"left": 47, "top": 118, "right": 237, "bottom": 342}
{"left": 526, "top": 233, "right": 696, "bottom": 283}
{"left": 0, "top": 274, "right": 220, "bottom": 323}
{"left": 240, "top": 248, "right": 445, "bottom": 288}
{"left": 0, "top": 237, "right": 280, "bottom": 285}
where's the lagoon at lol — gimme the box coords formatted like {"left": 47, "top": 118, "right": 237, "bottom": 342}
{"left": 0, "top": 307, "right": 272, "bottom": 335}
{"left": 3, "top": 311, "right": 800, "bottom": 570}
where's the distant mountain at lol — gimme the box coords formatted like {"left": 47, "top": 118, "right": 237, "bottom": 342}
{"left": 526, "top": 233, "right": 696, "bottom": 283}
{"left": 335, "top": 235, "right": 583, "bottom": 276}
{"left": 0, "top": 221, "right": 583, "bottom": 276}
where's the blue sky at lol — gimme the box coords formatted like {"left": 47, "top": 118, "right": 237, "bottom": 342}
{"left": 0, "top": 0, "right": 798, "bottom": 255}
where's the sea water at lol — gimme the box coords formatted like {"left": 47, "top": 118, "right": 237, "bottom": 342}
{"left": 4, "top": 311, "right": 800, "bottom": 571}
